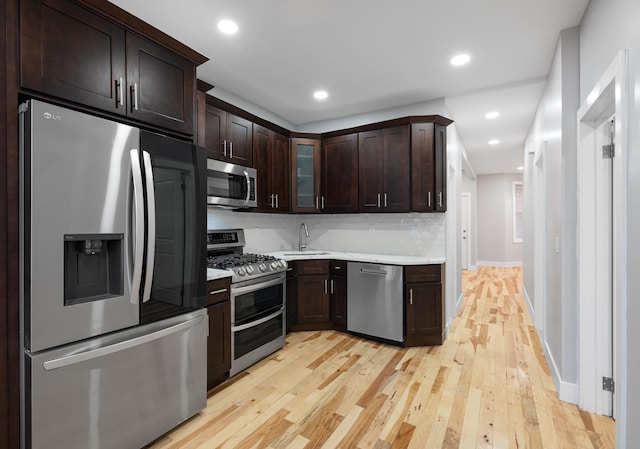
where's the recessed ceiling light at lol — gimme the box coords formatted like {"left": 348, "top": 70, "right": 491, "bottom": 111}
{"left": 218, "top": 19, "right": 238, "bottom": 34}
{"left": 313, "top": 90, "right": 328, "bottom": 100}
{"left": 517, "top": 166, "right": 524, "bottom": 171}
{"left": 485, "top": 111, "right": 500, "bottom": 119}
{"left": 488, "top": 139, "right": 500, "bottom": 145}
{"left": 450, "top": 53, "right": 470, "bottom": 66}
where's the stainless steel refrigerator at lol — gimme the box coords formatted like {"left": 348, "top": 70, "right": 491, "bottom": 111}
{"left": 19, "top": 99, "right": 208, "bottom": 449}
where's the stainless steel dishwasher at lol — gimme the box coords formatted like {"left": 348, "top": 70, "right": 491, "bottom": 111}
{"left": 347, "top": 262, "right": 404, "bottom": 344}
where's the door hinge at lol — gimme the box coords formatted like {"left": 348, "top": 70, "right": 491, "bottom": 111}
{"left": 602, "top": 376, "right": 615, "bottom": 393}
{"left": 602, "top": 144, "right": 615, "bottom": 159}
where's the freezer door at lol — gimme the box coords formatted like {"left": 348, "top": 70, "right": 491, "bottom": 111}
{"left": 24, "top": 309, "right": 207, "bottom": 449}
{"left": 21, "top": 100, "right": 140, "bottom": 352}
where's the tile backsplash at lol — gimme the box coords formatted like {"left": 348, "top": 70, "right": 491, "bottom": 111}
{"left": 207, "top": 208, "right": 446, "bottom": 258}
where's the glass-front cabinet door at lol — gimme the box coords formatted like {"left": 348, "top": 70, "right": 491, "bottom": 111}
{"left": 291, "top": 138, "right": 321, "bottom": 213}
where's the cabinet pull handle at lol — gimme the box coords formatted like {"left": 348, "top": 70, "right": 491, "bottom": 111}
{"left": 209, "top": 288, "right": 228, "bottom": 295}
{"left": 409, "top": 288, "right": 413, "bottom": 305}
{"left": 223, "top": 140, "right": 227, "bottom": 157}
{"left": 316, "top": 196, "right": 319, "bottom": 210}
{"left": 428, "top": 191, "right": 432, "bottom": 208}
{"left": 131, "top": 82, "right": 139, "bottom": 111}
{"left": 384, "top": 193, "right": 388, "bottom": 208}
{"left": 116, "top": 78, "right": 124, "bottom": 106}
{"left": 324, "top": 279, "right": 328, "bottom": 294}
{"left": 275, "top": 193, "right": 279, "bottom": 209}
{"left": 438, "top": 192, "right": 443, "bottom": 207}
{"left": 377, "top": 193, "right": 381, "bottom": 208}
{"left": 230, "top": 141, "right": 234, "bottom": 159}
{"left": 270, "top": 194, "right": 274, "bottom": 208}
{"left": 330, "top": 279, "right": 334, "bottom": 294}
{"left": 321, "top": 196, "right": 325, "bottom": 210}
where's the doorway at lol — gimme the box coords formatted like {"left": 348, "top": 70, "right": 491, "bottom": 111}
{"left": 577, "top": 50, "right": 628, "bottom": 422}
{"left": 533, "top": 144, "right": 546, "bottom": 334}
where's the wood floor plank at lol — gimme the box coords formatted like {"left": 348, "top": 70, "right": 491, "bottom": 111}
{"left": 145, "top": 267, "right": 615, "bottom": 449}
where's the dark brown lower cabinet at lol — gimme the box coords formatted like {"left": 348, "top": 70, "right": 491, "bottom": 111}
{"left": 294, "top": 260, "right": 332, "bottom": 330}
{"left": 286, "top": 262, "right": 298, "bottom": 332}
{"left": 329, "top": 260, "right": 347, "bottom": 332}
{"left": 206, "top": 278, "right": 231, "bottom": 390}
{"left": 404, "top": 264, "right": 445, "bottom": 346}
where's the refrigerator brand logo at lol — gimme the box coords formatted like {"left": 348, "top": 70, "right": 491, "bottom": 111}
{"left": 43, "top": 112, "right": 61, "bottom": 120}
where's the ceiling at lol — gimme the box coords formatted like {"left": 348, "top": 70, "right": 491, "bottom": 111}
{"left": 108, "top": 0, "right": 589, "bottom": 175}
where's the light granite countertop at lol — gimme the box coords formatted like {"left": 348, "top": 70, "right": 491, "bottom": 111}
{"left": 206, "top": 268, "right": 233, "bottom": 281}
{"left": 266, "top": 250, "right": 445, "bottom": 266}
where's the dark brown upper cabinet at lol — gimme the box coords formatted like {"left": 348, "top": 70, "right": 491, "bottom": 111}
{"left": 253, "top": 124, "right": 290, "bottom": 212}
{"left": 291, "top": 137, "right": 322, "bottom": 213}
{"left": 125, "top": 33, "right": 195, "bottom": 135}
{"left": 411, "top": 122, "right": 448, "bottom": 212}
{"left": 204, "top": 104, "right": 253, "bottom": 166}
{"left": 358, "top": 126, "right": 410, "bottom": 213}
{"left": 20, "top": 0, "right": 203, "bottom": 136}
{"left": 321, "top": 133, "right": 358, "bottom": 213}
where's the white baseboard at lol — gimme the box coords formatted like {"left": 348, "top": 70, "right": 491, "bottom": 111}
{"left": 522, "top": 285, "right": 535, "bottom": 325}
{"left": 477, "top": 260, "right": 523, "bottom": 268}
{"left": 456, "top": 292, "right": 464, "bottom": 314}
{"left": 543, "top": 339, "right": 579, "bottom": 405}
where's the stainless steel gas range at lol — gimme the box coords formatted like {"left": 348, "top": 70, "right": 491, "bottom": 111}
{"left": 207, "top": 229, "right": 287, "bottom": 376}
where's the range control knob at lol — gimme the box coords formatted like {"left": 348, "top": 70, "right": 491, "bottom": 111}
{"left": 258, "top": 263, "right": 267, "bottom": 272}
{"left": 245, "top": 265, "right": 254, "bottom": 274}
{"left": 236, "top": 267, "right": 246, "bottom": 276}
{"left": 270, "top": 261, "right": 280, "bottom": 270}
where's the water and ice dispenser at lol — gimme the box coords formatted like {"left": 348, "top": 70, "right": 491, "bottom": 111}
{"left": 64, "top": 234, "right": 124, "bottom": 305}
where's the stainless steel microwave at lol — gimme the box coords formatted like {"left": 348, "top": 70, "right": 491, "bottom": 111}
{"left": 206, "top": 159, "right": 257, "bottom": 208}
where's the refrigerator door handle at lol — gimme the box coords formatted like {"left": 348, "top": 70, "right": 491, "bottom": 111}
{"left": 42, "top": 315, "right": 204, "bottom": 371}
{"left": 142, "top": 151, "right": 156, "bottom": 303}
{"left": 130, "top": 150, "right": 145, "bottom": 305}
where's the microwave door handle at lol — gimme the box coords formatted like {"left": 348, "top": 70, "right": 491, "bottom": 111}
{"left": 142, "top": 151, "right": 156, "bottom": 303}
{"left": 130, "top": 150, "right": 144, "bottom": 305}
{"left": 244, "top": 170, "right": 251, "bottom": 205}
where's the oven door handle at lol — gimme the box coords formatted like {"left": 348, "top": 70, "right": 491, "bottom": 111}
{"left": 231, "top": 274, "right": 286, "bottom": 296}
{"left": 232, "top": 308, "right": 283, "bottom": 332}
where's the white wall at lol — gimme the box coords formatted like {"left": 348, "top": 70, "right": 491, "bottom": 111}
{"left": 207, "top": 209, "right": 446, "bottom": 258}
{"left": 476, "top": 174, "right": 523, "bottom": 266}
{"left": 579, "top": 1, "right": 640, "bottom": 446}
{"left": 523, "top": 27, "right": 580, "bottom": 403}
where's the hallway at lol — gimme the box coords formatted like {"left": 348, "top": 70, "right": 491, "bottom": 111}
{"left": 146, "top": 267, "right": 615, "bottom": 448}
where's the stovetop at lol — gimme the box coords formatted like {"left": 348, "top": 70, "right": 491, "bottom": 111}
{"left": 206, "top": 229, "right": 286, "bottom": 282}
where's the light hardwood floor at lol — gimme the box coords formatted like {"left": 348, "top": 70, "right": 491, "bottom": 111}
{"left": 146, "top": 267, "right": 615, "bottom": 449}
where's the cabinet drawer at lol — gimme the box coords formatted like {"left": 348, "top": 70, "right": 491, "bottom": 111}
{"left": 207, "top": 278, "right": 231, "bottom": 305}
{"left": 297, "top": 260, "right": 329, "bottom": 275}
{"left": 404, "top": 265, "right": 442, "bottom": 283}
{"left": 330, "top": 260, "right": 347, "bottom": 275}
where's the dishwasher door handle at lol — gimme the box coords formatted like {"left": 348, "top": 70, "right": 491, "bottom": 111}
{"left": 360, "top": 268, "right": 387, "bottom": 276}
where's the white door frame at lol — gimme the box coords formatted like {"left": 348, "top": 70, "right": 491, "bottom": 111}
{"left": 460, "top": 193, "right": 471, "bottom": 270}
{"left": 533, "top": 144, "right": 547, "bottom": 334}
{"left": 577, "top": 49, "right": 628, "bottom": 428}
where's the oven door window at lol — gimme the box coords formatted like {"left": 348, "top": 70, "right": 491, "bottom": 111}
{"left": 234, "top": 313, "right": 283, "bottom": 359}
{"left": 233, "top": 282, "right": 283, "bottom": 325}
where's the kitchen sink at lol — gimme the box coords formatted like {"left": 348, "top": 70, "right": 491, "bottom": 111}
{"left": 282, "top": 251, "right": 330, "bottom": 256}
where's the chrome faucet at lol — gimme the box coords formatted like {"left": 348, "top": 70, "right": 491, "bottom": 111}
{"left": 299, "top": 223, "right": 309, "bottom": 251}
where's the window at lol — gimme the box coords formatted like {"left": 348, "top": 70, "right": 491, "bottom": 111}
{"left": 513, "top": 181, "right": 523, "bottom": 243}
